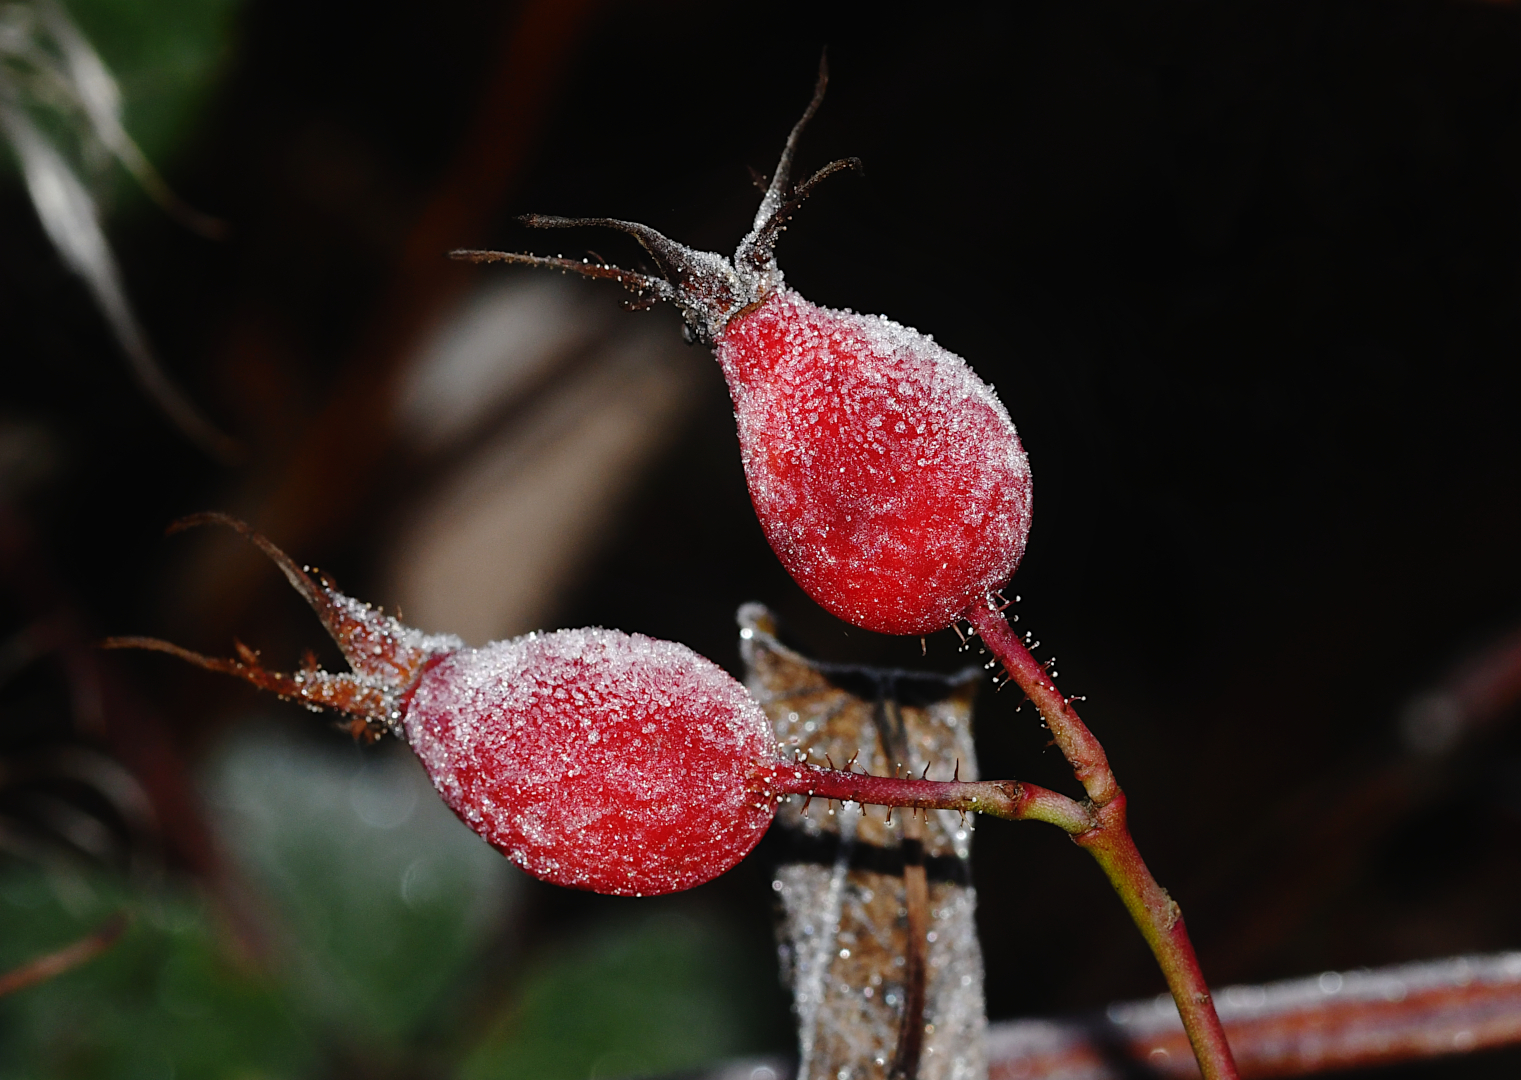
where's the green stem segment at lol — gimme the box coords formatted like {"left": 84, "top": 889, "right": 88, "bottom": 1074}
{"left": 966, "top": 601, "right": 1240, "bottom": 1080}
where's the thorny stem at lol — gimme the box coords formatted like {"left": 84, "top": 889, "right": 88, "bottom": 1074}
{"left": 965, "top": 602, "right": 1240, "bottom": 1080}
{"left": 762, "top": 763, "right": 1097, "bottom": 834}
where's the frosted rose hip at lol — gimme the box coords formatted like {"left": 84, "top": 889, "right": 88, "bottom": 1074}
{"left": 454, "top": 66, "right": 1032, "bottom": 634}
{"left": 105, "top": 515, "right": 780, "bottom": 897}
{"left": 403, "top": 628, "right": 776, "bottom": 895}
{"left": 719, "top": 290, "right": 1030, "bottom": 634}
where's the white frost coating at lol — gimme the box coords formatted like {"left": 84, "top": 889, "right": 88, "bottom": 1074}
{"left": 1105, "top": 950, "right": 1521, "bottom": 1034}
{"left": 401, "top": 627, "right": 775, "bottom": 895}
{"left": 331, "top": 591, "right": 464, "bottom": 670}
{"left": 741, "top": 607, "right": 987, "bottom": 1080}
{"left": 717, "top": 290, "right": 1032, "bottom": 634}
{"left": 315, "top": 590, "right": 462, "bottom": 730}
{"left": 775, "top": 867, "right": 987, "bottom": 1080}
{"left": 792, "top": 803, "right": 859, "bottom": 1080}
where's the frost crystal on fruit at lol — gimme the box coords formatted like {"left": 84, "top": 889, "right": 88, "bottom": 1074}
{"left": 453, "top": 60, "right": 1032, "bottom": 634}
{"left": 405, "top": 627, "right": 776, "bottom": 895}
{"left": 740, "top": 605, "right": 988, "bottom": 1080}
{"left": 107, "top": 516, "right": 779, "bottom": 897}
{"left": 721, "top": 292, "right": 1030, "bottom": 634}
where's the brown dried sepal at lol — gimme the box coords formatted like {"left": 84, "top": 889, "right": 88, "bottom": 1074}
{"left": 102, "top": 634, "right": 397, "bottom": 732}
{"left": 104, "top": 514, "right": 461, "bottom": 737}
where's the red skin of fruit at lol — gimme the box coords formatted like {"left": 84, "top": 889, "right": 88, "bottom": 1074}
{"left": 109, "top": 517, "right": 782, "bottom": 898}
{"left": 453, "top": 80, "right": 1037, "bottom": 628}
{"left": 454, "top": 74, "right": 1036, "bottom": 635}
{"left": 402, "top": 627, "right": 778, "bottom": 895}
{"left": 463, "top": 209, "right": 1033, "bottom": 633}
{"left": 717, "top": 289, "right": 1032, "bottom": 635}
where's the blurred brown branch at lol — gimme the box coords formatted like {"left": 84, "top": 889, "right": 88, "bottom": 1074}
{"left": 988, "top": 951, "right": 1521, "bottom": 1079}
{"left": 0, "top": 911, "right": 128, "bottom": 997}
{"left": 694, "top": 951, "right": 1521, "bottom": 1080}
{"left": 187, "top": 0, "right": 603, "bottom": 638}
{"left": 1178, "top": 616, "right": 1521, "bottom": 985}
{"left": 0, "top": 508, "right": 215, "bottom": 875}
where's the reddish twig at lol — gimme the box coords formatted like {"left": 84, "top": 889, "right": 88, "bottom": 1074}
{"left": 965, "top": 602, "right": 1240, "bottom": 1080}
{"left": 988, "top": 950, "right": 1521, "bottom": 1079}
{"left": 761, "top": 762, "right": 1096, "bottom": 835}
{"left": 689, "top": 951, "right": 1521, "bottom": 1080}
{"left": 0, "top": 912, "right": 129, "bottom": 997}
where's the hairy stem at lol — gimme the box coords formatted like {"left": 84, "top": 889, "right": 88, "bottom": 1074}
{"left": 965, "top": 602, "right": 1240, "bottom": 1080}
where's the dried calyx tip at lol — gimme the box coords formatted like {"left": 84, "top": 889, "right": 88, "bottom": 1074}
{"left": 106, "top": 514, "right": 456, "bottom": 738}
{"left": 166, "top": 509, "right": 245, "bottom": 537}
{"left": 450, "top": 51, "right": 857, "bottom": 346}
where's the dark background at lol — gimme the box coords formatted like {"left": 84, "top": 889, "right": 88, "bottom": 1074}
{"left": 3, "top": 1, "right": 1520, "bottom": 1076}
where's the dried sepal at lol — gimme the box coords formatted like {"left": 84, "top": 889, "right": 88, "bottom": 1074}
{"left": 107, "top": 514, "right": 460, "bottom": 736}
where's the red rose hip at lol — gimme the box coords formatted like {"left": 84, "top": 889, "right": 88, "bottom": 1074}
{"left": 453, "top": 62, "right": 1032, "bottom": 634}
{"left": 404, "top": 627, "right": 775, "bottom": 894}
{"left": 107, "top": 515, "right": 778, "bottom": 896}
{"left": 719, "top": 289, "right": 1029, "bottom": 633}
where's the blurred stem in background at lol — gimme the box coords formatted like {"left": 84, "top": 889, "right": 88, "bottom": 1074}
{"left": 0, "top": 0, "right": 238, "bottom": 460}
{"left": 0, "top": 910, "right": 127, "bottom": 997}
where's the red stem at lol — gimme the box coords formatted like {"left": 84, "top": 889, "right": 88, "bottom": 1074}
{"left": 762, "top": 762, "right": 1096, "bottom": 833}
{"left": 966, "top": 601, "right": 1240, "bottom": 1080}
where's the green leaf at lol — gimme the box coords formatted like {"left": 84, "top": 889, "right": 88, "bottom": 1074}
{"left": 0, "top": 867, "right": 316, "bottom": 1080}
{"left": 462, "top": 909, "right": 769, "bottom": 1080}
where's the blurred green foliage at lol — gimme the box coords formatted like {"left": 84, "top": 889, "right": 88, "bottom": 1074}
{"left": 0, "top": 0, "right": 239, "bottom": 197}
{"left": 65, "top": 0, "right": 242, "bottom": 170}
{"left": 1, "top": 725, "right": 779, "bottom": 1078}
{"left": 0, "top": 866, "right": 315, "bottom": 1080}
{"left": 204, "top": 726, "right": 522, "bottom": 1055}
{"left": 463, "top": 911, "right": 769, "bottom": 1080}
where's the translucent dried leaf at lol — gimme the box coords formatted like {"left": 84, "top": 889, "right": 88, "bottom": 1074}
{"left": 740, "top": 604, "right": 988, "bottom": 1080}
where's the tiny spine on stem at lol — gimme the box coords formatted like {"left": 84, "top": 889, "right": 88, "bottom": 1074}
{"left": 965, "top": 599, "right": 1241, "bottom": 1080}
{"left": 759, "top": 763, "right": 1096, "bottom": 835}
